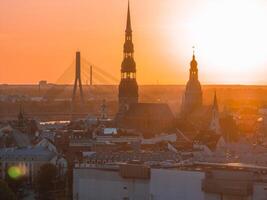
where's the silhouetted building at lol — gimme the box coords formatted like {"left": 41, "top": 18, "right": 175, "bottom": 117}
{"left": 115, "top": 3, "right": 174, "bottom": 137}
{"left": 39, "top": 80, "right": 47, "bottom": 86}
{"left": 118, "top": 2, "right": 138, "bottom": 114}
{"left": 0, "top": 125, "right": 31, "bottom": 148}
{"left": 15, "top": 105, "right": 38, "bottom": 137}
{"left": 179, "top": 90, "right": 239, "bottom": 144}
{"left": 0, "top": 139, "right": 67, "bottom": 183}
{"left": 220, "top": 108, "right": 239, "bottom": 142}
{"left": 119, "top": 103, "right": 175, "bottom": 138}
{"left": 181, "top": 52, "right": 203, "bottom": 116}
{"left": 38, "top": 80, "right": 47, "bottom": 93}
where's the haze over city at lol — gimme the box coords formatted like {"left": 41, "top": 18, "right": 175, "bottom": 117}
{"left": 3, "top": 1, "right": 267, "bottom": 200}
{"left": 1, "top": 0, "right": 267, "bottom": 84}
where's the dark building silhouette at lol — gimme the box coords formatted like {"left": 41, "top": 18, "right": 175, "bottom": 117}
{"left": 118, "top": 2, "right": 138, "bottom": 114}
{"left": 119, "top": 103, "right": 174, "bottom": 138}
{"left": 181, "top": 52, "right": 203, "bottom": 116}
{"left": 72, "top": 51, "right": 84, "bottom": 103}
{"left": 115, "top": 2, "right": 175, "bottom": 138}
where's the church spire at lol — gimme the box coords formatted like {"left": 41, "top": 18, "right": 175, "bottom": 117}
{"left": 126, "top": 0, "right": 132, "bottom": 34}
{"left": 118, "top": 1, "right": 138, "bottom": 114}
{"left": 209, "top": 91, "right": 221, "bottom": 135}
{"left": 123, "top": 0, "right": 134, "bottom": 56}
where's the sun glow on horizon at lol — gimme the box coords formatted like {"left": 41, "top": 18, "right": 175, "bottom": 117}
{"left": 166, "top": 0, "right": 267, "bottom": 84}
{"left": 1, "top": 0, "right": 267, "bottom": 84}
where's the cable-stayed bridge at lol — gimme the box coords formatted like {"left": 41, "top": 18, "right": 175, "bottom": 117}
{"left": 56, "top": 57, "right": 119, "bottom": 86}
{"left": 44, "top": 51, "right": 119, "bottom": 102}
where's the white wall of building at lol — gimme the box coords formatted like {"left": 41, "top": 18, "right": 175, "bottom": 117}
{"left": 253, "top": 182, "right": 267, "bottom": 200}
{"left": 73, "top": 168, "right": 149, "bottom": 200}
{"left": 73, "top": 167, "right": 267, "bottom": 200}
{"left": 73, "top": 168, "right": 205, "bottom": 200}
{"left": 205, "top": 193, "right": 222, "bottom": 200}
{"left": 150, "top": 169, "right": 205, "bottom": 200}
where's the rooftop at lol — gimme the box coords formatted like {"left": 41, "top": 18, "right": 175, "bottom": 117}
{"left": 0, "top": 146, "right": 56, "bottom": 161}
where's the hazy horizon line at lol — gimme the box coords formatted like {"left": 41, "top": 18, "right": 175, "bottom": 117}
{"left": 2, "top": 83, "right": 267, "bottom": 87}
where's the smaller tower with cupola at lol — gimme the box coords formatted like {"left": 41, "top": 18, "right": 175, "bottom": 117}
{"left": 181, "top": 50, "right": 203, "bottom": 116}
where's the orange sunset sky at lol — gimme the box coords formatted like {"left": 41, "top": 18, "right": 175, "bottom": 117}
{"left": 1, "top": 0, "right": 267, "bottom": 85}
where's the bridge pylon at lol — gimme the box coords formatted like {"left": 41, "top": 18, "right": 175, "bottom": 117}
{"left": 72, "top": 51, "right": 84, "bottom": 103}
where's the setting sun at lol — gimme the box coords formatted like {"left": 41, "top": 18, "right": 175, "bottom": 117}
{"left": 165, "top": 0, "right": 267, "bottom": 84}
{"left": 193, "top": 0, "right": 267, "bottom": 84}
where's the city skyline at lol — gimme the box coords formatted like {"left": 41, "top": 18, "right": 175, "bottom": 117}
{"left": 2, "top": 1, "right": 267, "bottom": 199}
{"left": 1, "top": 0, "right": 267, "bottom": 85}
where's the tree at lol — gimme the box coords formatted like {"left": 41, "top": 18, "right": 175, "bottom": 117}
{"left": 36, "top": 163, "right": 58, "bottom": 199}
{"left": 0, "top": 180, "right": 16, "bottom": 200}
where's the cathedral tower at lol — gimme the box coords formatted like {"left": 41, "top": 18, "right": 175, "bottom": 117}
{"left": 118, "top": 1, "right": 138, "bottom": 113}
{"left": 181, "top": 51, "right": 203, "bottom": 116}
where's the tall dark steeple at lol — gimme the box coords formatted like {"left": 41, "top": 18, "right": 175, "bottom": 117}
{"left": 181, "top": 49, "right": 203, "bottom": 116}
{"left": 118, "top": 1, "right": 138, "bottom": 113}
